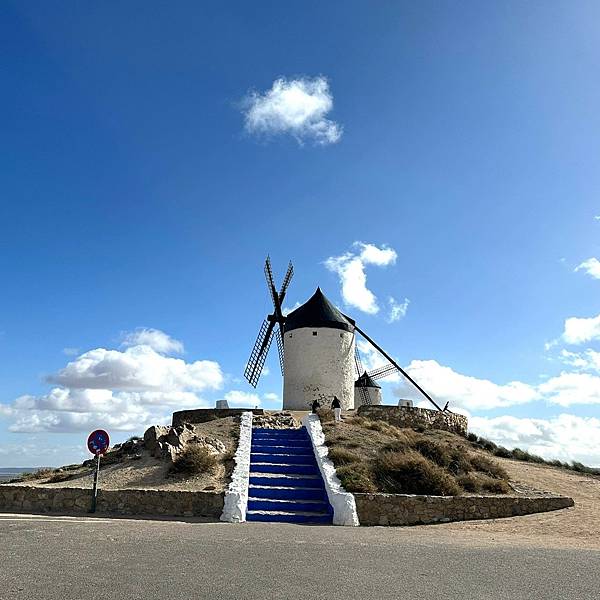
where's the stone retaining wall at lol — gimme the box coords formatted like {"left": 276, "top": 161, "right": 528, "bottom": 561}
{"left": 353, "top": 492, "right": 574, "bottom": 526}
{"left": 0, "top": 485, "right": 224, "bottom": 518}
{"left": 172, "top": 408, "right": 264, "bottom": 427}
{"left": 357, "top": 405, "right": 468, "bottom": 436}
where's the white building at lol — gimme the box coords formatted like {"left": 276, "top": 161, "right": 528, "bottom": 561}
{"left": 353, "top": 372, "right": 382, "bottom": 408}
{"left": 282, "top": 288, "right": 356, "bottom": 410}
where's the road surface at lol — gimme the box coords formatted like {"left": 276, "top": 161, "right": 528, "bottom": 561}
{"left": 0, "top": 513, "right": 598, "bottom": 600}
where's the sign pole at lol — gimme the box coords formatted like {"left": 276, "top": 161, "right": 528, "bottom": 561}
{"left": 86, "top": 429, "right": 110, "bottom": 514}
{"left": 90, "top": 453, "right": 101, "bottom": 513}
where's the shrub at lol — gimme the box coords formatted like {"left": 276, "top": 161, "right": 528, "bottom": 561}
{"left": 479, "top": 476, "right": 511, "bottom": 494}
{"left": 466, "top": 432, "right": 479, "bottom": 443}
{"left": 18, "top": 468, "right": 53, "bottom": 481}
{"left": 327, "top": 447, "right": 361, "bottom": 466}
{"left": 47, "top": 471, "right": 77, "bottom": 483}
{"left": 456, "top": 472, "right": 511, "bottom": 494}
{"left": 455, "top": 473, "right": 480, "bottom": 492}
{"left": 374, "top": 450, "right": 461, "bottom": 496}
{"left": 492, "top": 446, "right": 512, "bottom": 459}
{"left": 335, "top": 463, "right": 377, "bottom": 493}
{"left": 412, "top": 439, "right": 452, "bottom": 468}
{"left": 171, "top": 446, "right": 218, "bottom": 476}
{"left": 469, "top": 455, "right": 508, "bottom": 480}
{"left": 317, "top": 408, "right": 334, "bottom": 423}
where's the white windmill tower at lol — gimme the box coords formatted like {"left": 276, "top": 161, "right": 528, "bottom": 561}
{"left": 244, "top": 257, "right": 445, "bottom": 413}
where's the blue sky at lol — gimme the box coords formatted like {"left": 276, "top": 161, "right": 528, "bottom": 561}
{"left": 1, "top": 1, "right": 599, "bottom": 467}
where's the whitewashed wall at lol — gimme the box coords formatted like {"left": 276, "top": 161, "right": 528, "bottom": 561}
{"left": 283, "top": 327, "right": 355, "bottom": 410}
{"left": 353, "top": 386, "right": 382, "bottom": 409}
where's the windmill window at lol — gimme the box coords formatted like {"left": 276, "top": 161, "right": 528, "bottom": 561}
{"left": 312, "top": 331, "right": 318, "bottom": 336}
{"left": 289, "top": 333, "right": 292, "bottom": 338}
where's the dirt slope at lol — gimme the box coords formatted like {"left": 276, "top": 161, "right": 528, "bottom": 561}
{"left": 413, "top": 458, "right": 600, "bottom": 550}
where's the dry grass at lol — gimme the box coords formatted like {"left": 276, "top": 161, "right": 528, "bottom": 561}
{"left": 170, "top": 446, "right": 218, "bottom": 476}
{"left": 323, "top": 416, "right": 511, "bottom": 496}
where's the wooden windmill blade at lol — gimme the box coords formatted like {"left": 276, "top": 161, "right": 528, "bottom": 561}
{"left": 279, "top": 261, "right": 294, "bottom": 302}
{"left": 275, "top": 328, "right": 285, "bottom": 376}
{"left": 357, "top": 379, "right": 371, "bottom": 406}
{"left": 367, "top": 363, "right": 399, "bottom": 381}
{"left": 354, "top": 345, "right": 364, "bottom": 377}
{"left": 244, "top": 319, "right": 276, "bottom": 387}
{"left": 264, "top": 256, "right": 279, "bottom": 312}
{"left": 245, "top": 256, "right": 294, "bottom": 387}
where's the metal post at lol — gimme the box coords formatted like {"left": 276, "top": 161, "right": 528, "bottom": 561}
{"left": 90, "top": 454, "right": 100, "bottom": 513}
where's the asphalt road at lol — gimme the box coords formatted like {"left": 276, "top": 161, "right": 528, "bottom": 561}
{"left": 0, "top": 514, "right": 598, "bottom": 600}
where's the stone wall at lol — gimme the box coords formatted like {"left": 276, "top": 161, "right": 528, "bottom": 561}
{"left": 172, "top": 408, "right": 264, "bottom": 427}
{"left": 0, "top": 485, "right": 224, "bottom": 518}
{"left": 357, "top": 405, "right": 468, "bottom": 436}
{"left": 354, "top": 492, "right": 574, "bottom": 526}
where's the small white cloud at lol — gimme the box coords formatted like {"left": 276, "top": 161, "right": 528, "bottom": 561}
{"left": 559, "top": 349, "right": 600, "bottom": 372}
{"left": 263, "top": 392, "right": 280, "bottom": 404}
{"left": 325, "top": 242, "right": 397, "bottom": 314}
{"left": 282, "top": 302, "right": 301, "bottom": 316}
{"left": 594, "top": 215, "right": 600, "bottom": 221}
{"left": 62, "top": 347, "right": 80, "bottom": 356}
{"left": 562, "top": 313, "right": 600, "bottom": 345}
{"left": 122, "top": 328, "right": 184, "bottom": 354}
{"left": 575, "top": 257, "right": 600, "bottom": 280}
{"left": 224, "top": 390, "right": 261, "bottom": 408}
{"left": 387, "top": 297, "right": 409, "bottom": 323}
{"left": 243, "top": 76, "right": 342, "bottom": 145}
{"left": 470, "top": 414, "right": 600, "bottom": 467}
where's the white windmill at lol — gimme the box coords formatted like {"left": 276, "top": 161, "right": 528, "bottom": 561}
{"left": 244, "top": 257, "right": 443, "bottom": 412}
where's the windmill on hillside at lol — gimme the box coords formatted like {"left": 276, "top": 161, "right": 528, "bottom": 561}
{"left": 244, "top": 256, "right": 443, "bottom": 412}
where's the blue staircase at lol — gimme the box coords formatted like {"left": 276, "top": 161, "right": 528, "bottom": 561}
{"left": 247, "top": 427, "right": 333, "bottom": 524}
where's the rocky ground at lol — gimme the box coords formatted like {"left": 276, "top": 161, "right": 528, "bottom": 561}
{"left": 9, "top": 416, "right": 240, "bottom": 492}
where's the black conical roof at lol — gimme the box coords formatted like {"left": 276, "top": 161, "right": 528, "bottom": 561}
{"left": 284, "top": 288, "right": 355, "bottom": 333}
{"left": 355, "top": 371, "right": 381, "bottom": 389}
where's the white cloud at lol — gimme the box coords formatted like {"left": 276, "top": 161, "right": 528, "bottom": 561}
{"left": 325, "top": 242, "right": 397, "bottom": 314}
{"left": 392, "top": 358, "right": 600, "bottom": 411}
{"left": 243, "top": 76, "right": 342, "bottom": 145}
{"left": 5, "top": 387, "right": 210, "bottom": 434}
{"left": 121, "top": 328, "right": 184, "bottom": 354}
{"left": 62, "top": 347, "right": 80, "bottom": 356}
{"left": 594, "top": 215, "right": 600, "bottom": 221}
{"left": 562, "top": 313, "right": 600, "bottom": 345}
{"left": 282, "top": 302, "right": 301, "bottom": 316}
{"left": 394, "top": 360, "right": 539, "bottom": 411}
{"left": 263, "top": 392, "right": 279, "bottom": 403}
{"left": 47, "top": 345, "right": 222, "bottom": 392}
{"left": 388, "top": 297, "right": 409, "bottom": 323}
{"left": 575, "top": 257, "right": 600, "bottom": 280}
{"left": 559, "top": 349, "right": 600, "bottom": 372}
{"left": 538, "top": 372, "right": 600, "bottom": 406}
{"left": 224, "top": 390, "right": 261, "bottom": 408}
{"left": 470, "top": 414, "right": 600, "bottom": 467}
{"left": 0, "top": 336, "right": 224, "bottom": 434}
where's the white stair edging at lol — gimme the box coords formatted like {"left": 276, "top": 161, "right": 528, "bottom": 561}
{"left": 220, "top": 411, "right": 253, "bottom": 523}
{"left": 301, "top": 414, "right": 360, "bottom": 526}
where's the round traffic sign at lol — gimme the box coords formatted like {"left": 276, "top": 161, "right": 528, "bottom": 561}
{"left": 87, "top": 429, "right": 110, "bottom": 455}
